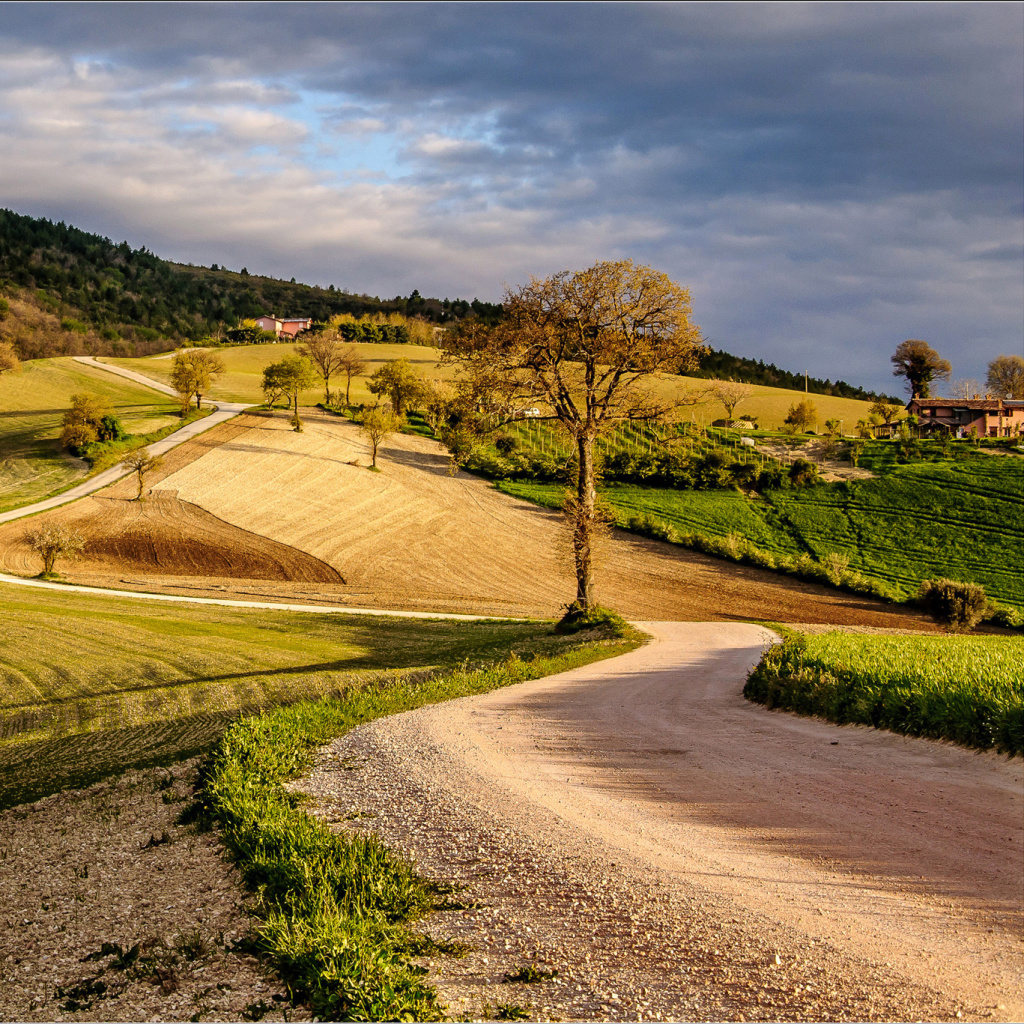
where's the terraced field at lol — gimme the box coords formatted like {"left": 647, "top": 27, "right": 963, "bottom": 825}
{"left": 0, "top": 357, "right": 181, "bottom": 511}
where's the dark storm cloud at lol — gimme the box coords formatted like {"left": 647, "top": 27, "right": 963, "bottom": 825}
{"left": 0, "top": 2, "right": 1020, "bottom": 388}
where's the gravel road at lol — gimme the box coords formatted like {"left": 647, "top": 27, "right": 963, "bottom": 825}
{"left": 300, "top": 622, "right": 1023, "bottom": 1022}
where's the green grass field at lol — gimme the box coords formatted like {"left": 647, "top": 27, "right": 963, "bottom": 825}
{"left": 745, "top": 631, "right": 1024, "bottom": 754}
{"left": 0, "top": 581, "right": 613, "bottom": 808}
{"left": 498, "top": 450, "right": 1024, "bottom": 610}
{"left": 0, "top": 357, "right": 182, "bottom": 512}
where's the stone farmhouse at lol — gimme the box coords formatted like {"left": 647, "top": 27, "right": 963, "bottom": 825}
{"left": 254, "top": 314, "right": 313, "bottom": 339}
{"left": 908, "top": 397, "right": 1024, "bottom": 438}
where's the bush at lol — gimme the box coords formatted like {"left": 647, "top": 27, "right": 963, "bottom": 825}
{"left": 788, "top": 458, "right": 819, "bottom": 488}
{"left": 555, "top": 602, "right": 631, "bottom": 637}
{"left": 494, "top": 433, "right": 517, "bottom": 456}
{"left": 918, "top": 578, "right": 989, "bottom": 632}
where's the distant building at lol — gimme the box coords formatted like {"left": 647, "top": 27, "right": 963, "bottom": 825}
{"left": 254, "top": 314, "right": 313, "bottom": 339}
{"left": 908, "top": 397, "right": 1024, "bottom": 438}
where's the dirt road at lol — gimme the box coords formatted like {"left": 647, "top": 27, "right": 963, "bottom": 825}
{"left": 302, "top": 622, "right": 1023, "bottom": 1021}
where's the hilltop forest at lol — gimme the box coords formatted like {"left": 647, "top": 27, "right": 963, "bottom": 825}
{"left": 0, "top": 208, "right": 882, "bottom": 398}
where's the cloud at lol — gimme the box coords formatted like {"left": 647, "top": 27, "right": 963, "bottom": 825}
{"left": 0, "top": 3, "right": 1019, "bottom": 390}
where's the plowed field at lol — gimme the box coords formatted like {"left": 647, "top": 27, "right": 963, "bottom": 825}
{"left": 0, "top": 408, "right": 938, "bottom": 625}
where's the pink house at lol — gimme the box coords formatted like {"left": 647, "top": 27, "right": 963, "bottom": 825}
{"left": 254, "top": 315, "right": 313, "bottom": 339}
{"left": 909, "top": 397, "right": 1024, "bottom": 438}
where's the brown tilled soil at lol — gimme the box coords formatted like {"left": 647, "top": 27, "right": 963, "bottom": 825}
{"left": 0, "top": 409, "right": 936, "bottom": 629}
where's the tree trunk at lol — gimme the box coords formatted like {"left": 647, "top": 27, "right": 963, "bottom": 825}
{"left": 574, "top": 430, "right": 597, "bottom": 609}
{"left": 345, "top": 375, "right": 351, "bottom": 406}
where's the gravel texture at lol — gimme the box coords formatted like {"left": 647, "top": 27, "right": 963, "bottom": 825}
{"left": 0, "top": 760, "right": 305, "bottom": 1023}
{"left": 299, "top": 724, "right": 965, "bottom": 1023}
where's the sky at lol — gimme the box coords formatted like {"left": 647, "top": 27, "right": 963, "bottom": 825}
{"left": 0, "top": 2, "right": 1021, "bottom": 392}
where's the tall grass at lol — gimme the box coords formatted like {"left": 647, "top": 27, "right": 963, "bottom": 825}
{"left": 744, "top": 632, "right": 1024, "bottom": 755}
{"left": 202, "top": 629, "right": 640, "bottom": 1020}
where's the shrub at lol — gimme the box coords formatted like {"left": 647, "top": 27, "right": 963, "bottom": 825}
{"left": 555, "top": 603, "right": 631, "bottom": 637}
{"left": 494, "top": 433, "right": 518, "bottom": 456}
{"left": 918, "top": 578, "right": 989, "bottom": 632}
{"left": 788, "top": 458, "right": 819, "bottom": 488}
{"left": 820, "top": 552, "right": 850, "bottom": 585}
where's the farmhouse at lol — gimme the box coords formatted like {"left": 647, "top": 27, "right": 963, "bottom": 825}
{"left": 254, "top": 314, "right": 313, "bottom": 339}
{"left": 908, "top": 397, "right": 1024, "bottom": 438}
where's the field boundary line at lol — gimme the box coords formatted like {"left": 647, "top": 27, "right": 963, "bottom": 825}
{"left": 0, "top": 573, "right": 528, "bottom": 621}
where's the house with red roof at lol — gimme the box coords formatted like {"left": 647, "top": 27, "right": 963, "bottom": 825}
{"left": 254, "top": 314, "right": 313, "bottom": 339}
{"left": 908, "top": 397, "right": 1024, "bottom": 438}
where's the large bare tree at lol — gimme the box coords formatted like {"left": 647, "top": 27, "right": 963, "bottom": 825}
{"left": 443, "top": 259, "right": 703, "bottom": 613}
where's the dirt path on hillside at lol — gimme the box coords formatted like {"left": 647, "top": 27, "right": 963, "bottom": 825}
{"left": 299, "top": 622, "right": 1023, "bottom": 1022}
{"left": 0, "top": 408, "right": 938, "bottom": 628}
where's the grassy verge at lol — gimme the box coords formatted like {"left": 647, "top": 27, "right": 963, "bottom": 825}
{"left": 200, "top": 624, "right": 641, "bottom": 1020}
{"left": 744, "top": 631, "right": 1023, "bottom": 755}
{"left": 79, "top": 405, "right": 212, "bottom": 472}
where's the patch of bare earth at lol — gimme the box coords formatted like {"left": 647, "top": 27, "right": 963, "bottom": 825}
{"left": 3, "top": 408, "right": 937, "bottom": 629}
{"left": 0, "top": 761, "right": 306, "bottom": 1022}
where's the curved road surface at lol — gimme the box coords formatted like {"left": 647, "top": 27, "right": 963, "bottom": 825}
{"left": 306, "top": 622, "right": 1023, "bottom": 1019}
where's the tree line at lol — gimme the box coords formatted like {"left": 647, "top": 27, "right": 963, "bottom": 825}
{"left": 0, "top": 208, "right": 501, "bottom": 353}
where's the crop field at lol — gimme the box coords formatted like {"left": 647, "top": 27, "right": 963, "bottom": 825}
{"left": 765, "top": 458, "right": 1024, "bottom": 606}
{"left": 0, "top": 580, "right": 594, "bottom": 808}
{"left": 499, "top": 452, "right": 1024, "bottom": 611}
{"left": 0, "top": 357, "right": 181, "bottom": 512}
{"left": 745, "top": 631, "right": 1024, "bottom": 754}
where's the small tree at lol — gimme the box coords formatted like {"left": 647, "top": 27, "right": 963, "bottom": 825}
{"left": 891, "top": 339, "right": 951, "bottom": 399}
{"left": 263, "top": 355, "right": 318, "bottom": 430}
{"left": 171, "top": 349, "right": 225, "bottom": 410}
{"left": 824, "top": 417, "right": 841, "bottom": 437}
{"left": 711, "top": 380, "right": 753, "bottom": 422}
{"left": 918, "top": 578, "right": 988, "bottom": 633}
{"left": 336, "top": 345, "right": 368, "bottom": 406}
{"left": 869, "top": 398, "right": 902, "bottom": 425}
{"left": 60, "top": 393, "right": 117, "bottom": 453}
{"left": 947, "top": 378, "right": 983, "bottom": 401}
{"left": 359, "top": 406, "right": 403, "bottom": 468}
{"left": 784, "top": 399, "right": 817, "bottom": 432}
{"left": 122, "top": 448, "right": 163, "bottom": 501}
{"left": 986, "top": 354, "right": 1024, "bottom": 400}
{"left": 367, "top": 358, "right": 427, "bottom": 416}
{"left": 847, "top": 439, "right": 866, "bottom": 466}
{"left": 299, "top": 330, "right": 348, "bottom": 404}
{"left": 26, "top": 524, "right": 85, "bottom": 576}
